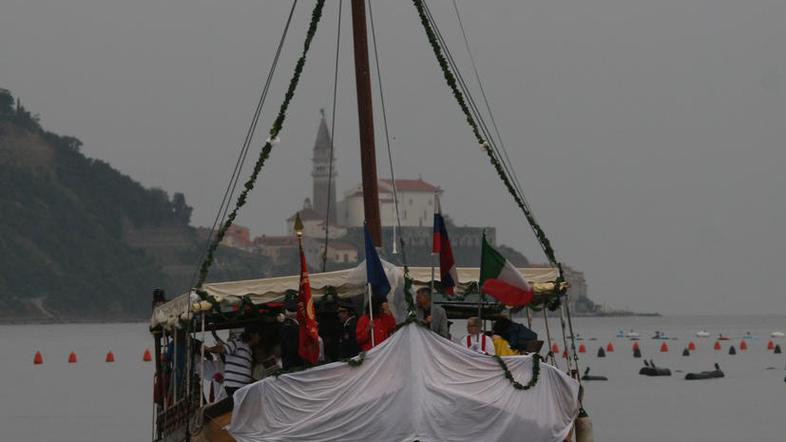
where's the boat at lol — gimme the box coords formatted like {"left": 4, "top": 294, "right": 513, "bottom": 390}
{"left": 651, "top": 331, "right": 670, "bottom": 340}
{"left": 638, "top": 360, "right": 671, "bottom": 377}
{"left": 696, "top": 330, "right": 710, "bottom": 338}
{"left": 685, "top": 363, "right": 725, "bottom": 380}
{"left": 717, "top": 334, "right": 731, "bottom": 341}
{"left": 772, "top": 331, "right": 785, "bottom": 338}
{"left": 148, "top": 2, "right": 588, "bottom": 441}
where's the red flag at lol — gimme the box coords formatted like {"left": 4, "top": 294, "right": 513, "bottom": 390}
{"left": 297, "top": 244, "right": 320, "bottom": 365}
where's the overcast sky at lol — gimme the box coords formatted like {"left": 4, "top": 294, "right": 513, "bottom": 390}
{"left": 2, "top": 0, "right": 785, "bottom": 315}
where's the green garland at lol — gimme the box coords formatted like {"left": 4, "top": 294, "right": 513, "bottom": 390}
{"left": 411, "top": 0, "right": 563, "bottom": 287}
{"left": 493, "top": 353, "right": 542, "bottom": 390}
{"left": 195, "top": 0, "right": 326, "bottom": 291}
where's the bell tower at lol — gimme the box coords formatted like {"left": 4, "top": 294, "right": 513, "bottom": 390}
{"left": 312, "top": 110, "right": 337, "bottom": 224}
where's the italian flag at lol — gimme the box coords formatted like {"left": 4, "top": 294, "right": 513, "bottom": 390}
{"left": 479, "top": 234, "right": 534, "bottom": 307}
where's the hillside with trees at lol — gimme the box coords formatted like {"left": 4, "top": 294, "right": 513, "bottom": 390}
{"left": 0, "top": 88, "right": 267, "bottom": 321}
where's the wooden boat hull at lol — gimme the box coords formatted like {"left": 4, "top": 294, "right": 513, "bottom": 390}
{"left": 193, "top": 412, "right": 235, "bottom": 442}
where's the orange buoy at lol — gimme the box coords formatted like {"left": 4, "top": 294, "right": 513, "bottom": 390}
{"left": 578, "top": 343, "right": 587, "bottom": 353}
{"left": 105, "top": 351, "right": 115, "bottom": 363}
{"left": 68, "top": 351, "right": 78, "bottom": 364}
{"left": 551, "top": 343, "right": 559, "bottom": 354}
{"left": 767, "top": 340, "right": 775, "bottom": 351}
{"left": 143, "top": 349, "right": 152, "bottom": 362}
{"left": 632, "top": 342, "right": 640, "bottom": 351}
{"left": 688, "top": 341, "right": 696, "bottom": 351}
{"left": 34, "top": 351, "right": 43, "bottom": 365}
{"left": 606, "top": 342, "right": 615, "bottom": 352}
{"left": 739, "top": 340, "right": 748, "bottom": 351}
{"left": 659, "top": 342, "right": 668, "bottom": 352}
{"left": 713, "top": 341, "right": 721, "bottom": 351}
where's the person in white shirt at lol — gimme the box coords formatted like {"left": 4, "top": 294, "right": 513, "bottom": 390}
{"left": 203, "top": 326, "right": 261, "bottom": 422}
{"left": 461, "top": 316, "right": 495, "bottom": 355}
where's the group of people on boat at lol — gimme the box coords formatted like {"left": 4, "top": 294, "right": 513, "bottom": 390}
{"left": 155, "top": 286, "right": 540, "bottom": 424}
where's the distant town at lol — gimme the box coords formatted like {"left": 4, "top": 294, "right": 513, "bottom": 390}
{"left": 204, "top": 113, "right": 608, "bottom": 315}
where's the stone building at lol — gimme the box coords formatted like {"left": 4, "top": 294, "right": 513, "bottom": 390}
{"left": 311, "top": 111, "right": 337, "bottom": 224}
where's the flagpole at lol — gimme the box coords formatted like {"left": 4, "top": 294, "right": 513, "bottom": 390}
{"left": 478, "top": 231, "right": 484, "bottom": 332}
{"left": 367, "top": 283, "right": 376, "bottom": 347}
{"left": 430, "top": 192, "right": 438, "bottom": 315}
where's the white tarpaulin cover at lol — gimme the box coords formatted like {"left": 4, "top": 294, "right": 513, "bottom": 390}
{"left": 228, "top": 323, "right": 580, "bottom": 442}
{"left": 151, "top": 261, "right": 559, "bottom": 328}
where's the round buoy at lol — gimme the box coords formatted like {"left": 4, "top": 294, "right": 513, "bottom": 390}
{"left": 579, "top": 343, "right": 587, "bottom": 353}
{"left": 767, "top": 340, "right": 775, "bottom": 351}
{"left": 728, "top": 346, "right": 736, "bottom": 355}
{"left": 143, "top": 349, "right": 152, "bottom": 362}
{"left": 775, "top": 344, "right": 782, "bottom": 354}
{"left": 660, "top": 342, "right": 669, "bottom": 352}
{"left": 551, "top": 342, "right": 559, "bottom": 354}
{"left": 739, "top": 340, "right": 748, "bottom": 351}
{"left": 34, "top": 351, "right": 43, "bottom": 365}
{"left": 632, "top": 342, "right": 640, "bottom": 351}
{"left": 714, "top": 341, "right": 721, "bottom": 351}
{"left": 606, "top": 342, "right": 614, "bottom": 352}
{"left": 68, "top": 352, "right": 78, "bottom": 364}
{"left": 597, "top": 347, "right": 606, "bottom": 358}
{"left": 688, "top": 341, "right": 696, "bottom": 351}
{"left": 105, "top": 351, "right": 115, "bottom": 363}
{"left": 682, "top": 348, "right": 690, "bottom": 357}
{"left": 633, "top": 347, "right": 642, "bottom": 358}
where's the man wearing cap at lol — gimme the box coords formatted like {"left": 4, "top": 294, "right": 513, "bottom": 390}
{"left": 337, "top": 300, "right": 360, "bottom": 358}
{"left": 415, "top": 287, "right": 449, "bottom": 338}
{"left": 317, "top": 293, "right": 341, "bottom": 362}
{"left": 280, "top": 295, "right": 303, "bottom": 370}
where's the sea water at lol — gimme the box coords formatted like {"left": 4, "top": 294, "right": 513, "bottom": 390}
{"left": 0, "top": 316, "right": 784, "bottom": 442}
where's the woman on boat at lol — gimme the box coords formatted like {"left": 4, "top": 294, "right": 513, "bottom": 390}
{"left": 356, "top": 296, "right": 396, "bottom": 351}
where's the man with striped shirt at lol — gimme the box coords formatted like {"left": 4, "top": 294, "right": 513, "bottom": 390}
{"left": 203, "top": 326, "right": 261, "bottom": 422}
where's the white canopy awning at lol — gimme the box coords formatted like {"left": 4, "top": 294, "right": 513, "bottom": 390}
{"left": 150, "top": 261, "right": 559, "bottom": 328}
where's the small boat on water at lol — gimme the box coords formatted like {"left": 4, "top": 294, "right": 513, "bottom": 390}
{"left": 651, "top": 331, "right": 670, "bottom": 340}
{"left": 685, "top": 363, "right": 724, "bottom": 380}
{"left": 771, "top": 331, "right": 785, "bottom": 338}
{"left": 696, "top": 330, "right": 710, "bottom": 338}
{"left": 717, "top": 334, "right": 731, "bottom": 341}
{"left": 639, "top": 360, "right": 671, "bottom": 377}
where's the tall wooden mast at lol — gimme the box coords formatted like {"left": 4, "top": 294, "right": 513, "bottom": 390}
{"left": 350, "top": 0, "right": 382, "bottom": 246}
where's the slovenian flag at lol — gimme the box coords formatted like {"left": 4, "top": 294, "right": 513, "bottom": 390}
{"left": 432, "top": 199, "right": 458, "bottom": 295}
{"left": 364, "top": 222, "right": 391, "bottom": 297}
{"left": 479, "top": 232, "right": 534, "bottom": 307}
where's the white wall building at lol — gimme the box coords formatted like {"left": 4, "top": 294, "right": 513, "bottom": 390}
{"left": 337, "top": 179, "right": 441, "bottom": 228}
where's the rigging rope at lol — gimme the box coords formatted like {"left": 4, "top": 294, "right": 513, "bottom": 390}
{"left": 367, "top": 0, "right": 406, "bottom": 261}
{"left": 446, "top": 2, "right": 582, "bottom": 379}
{"left": 189, "top": 0, "right": 300, "bottom": 290}
{"left": 195, "top": 0, "right": 327, "bottom": 290}
{"left": 412, "top": 0, "right": 562, "bottom": 275}
{"left": 422, "top": 1, "right": 540, "bottom": 243}
{"left": 322, "top": 0, "right": 343, "bottom": 272}
{"left": 542, "top": 308, "right": 557, "bottom": 366}
{"left": 449, "top": 0, "right": 529, "bottom": 211}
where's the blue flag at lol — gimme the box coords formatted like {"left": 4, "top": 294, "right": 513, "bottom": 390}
{"left": 364, "top": 223, "right": 391, "bottom": 297}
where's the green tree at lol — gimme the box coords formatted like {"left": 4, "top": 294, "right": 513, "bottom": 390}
{"left": 0, "top": 89, "right": 13, "bottom": 116}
